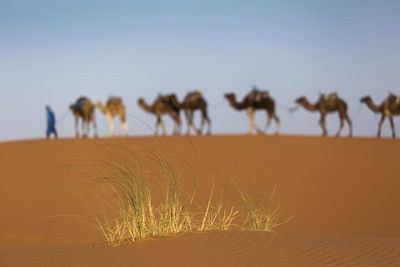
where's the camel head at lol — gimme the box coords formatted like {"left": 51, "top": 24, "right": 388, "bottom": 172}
{"left": 69, "top": 104, "right": 75, "bottom": 112}
{"left": 224, "top": 93, "right": 243, "bottom": 109}
{"left": 137, "top": 98, "right": 145, "bottom": 106}
{"left": 295, "top": 97, "right": 307, "bottom": 106}
{"left": 95, "top": 101, "right": 106, "bottom": 114}
{"left": 224, "top": 93, "right": 235, "bottom": 101}
{"left": 360, "top": 96, "right": 371, "bottom": 103}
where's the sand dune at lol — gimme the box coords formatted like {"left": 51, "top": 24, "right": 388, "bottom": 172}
{"left": 0, "top": 135, "right": 399, "bottom": 266}
{"left": 2, "top": 231, "right": 400, "bottom": 266}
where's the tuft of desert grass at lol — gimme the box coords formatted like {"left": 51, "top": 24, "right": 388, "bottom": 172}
{"left": 233, "top": 183, "right": 286, "bottom": 231}
{"left": 84, "top": 144, "right": 289, "bottom": 245}
{"left": 198, "top": 178, "right": 239, "bottom": 231}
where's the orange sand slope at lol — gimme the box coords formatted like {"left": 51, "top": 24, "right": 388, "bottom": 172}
{"left": 2, "top": 232, "right": 400, "bottom": 266}
{"left": 0, "top": 135, "right": 400, "bottom": 266}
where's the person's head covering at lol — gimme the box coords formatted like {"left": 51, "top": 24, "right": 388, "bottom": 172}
{"left": 46, "top": 105, "right": 50, "bottom": 110}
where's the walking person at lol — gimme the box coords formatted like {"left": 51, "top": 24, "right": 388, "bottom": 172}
{"left": 46, "top": 105, "right": 58, "bottom": 139}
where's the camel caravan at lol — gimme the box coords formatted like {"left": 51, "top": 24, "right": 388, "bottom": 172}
{"left": 138, "top": 90, "right": 211, "bottom": 136}
{"left": 63, "top": 89, "right": 400, "bottom": 139}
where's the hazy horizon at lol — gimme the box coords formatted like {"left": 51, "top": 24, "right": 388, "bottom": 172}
{"left": 1, "top": 0, "right": 399, "bottom": 141}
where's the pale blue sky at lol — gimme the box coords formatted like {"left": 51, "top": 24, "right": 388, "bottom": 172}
{"left": 1, "top": 0, "right": 399, "bottom": 141}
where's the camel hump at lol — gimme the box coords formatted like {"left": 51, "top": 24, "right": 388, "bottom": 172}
{"left": 77, "top": 96, "right": 89, "bottom": 103}
{"left": 160, "top": 94, "right": 180, "bottom": 110}
{"left": 189, "top": 89, "right": 202, "bottom": 96}
{"left": 386, "top": 93, "right": 398, "bottom": 106}
{"left": 158, "top": 93, "right": 175, "bottom": 100}
{"left": 249, "top": 89, "right": 269, "bottom": 103}
{"left": 106, "top": 97, "right": 123, "bottom": 107}
{"left": 322, "top": 92, "right": 338, "bottom": 101}
{"left": 261, "top": 91, "right": 269, "bottom": 98}
{"left": 186, "top": 90, "right": 202, "bottom": 102}
{"left": 74, "top": 96, "right": 91, "bottom": 110}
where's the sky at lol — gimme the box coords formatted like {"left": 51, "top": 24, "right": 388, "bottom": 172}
{"left": 1, "top": 0, "right": 400, "bottom": 141}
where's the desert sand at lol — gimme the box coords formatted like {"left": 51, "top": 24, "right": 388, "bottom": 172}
{"left": 0, "top": 135, "right": 400, "bottom": 266}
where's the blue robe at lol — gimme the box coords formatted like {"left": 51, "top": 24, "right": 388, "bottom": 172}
{"left": 47, "top": 109, "right": 56, "bottom": 135}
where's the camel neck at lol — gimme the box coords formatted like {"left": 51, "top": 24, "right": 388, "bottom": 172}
{"left": 363, "top": 99, "right": 381, "bottom": 113}
{"left": 97, "top": 104, "right": 107, "bottom": 114}
{"left": 139, "top": 101, "right": 154, "bottom": 113}
{"left": 228, "top": 96, "right": 246, "bottom": 110}
{"left": 301, "top": 100, "right": 319, "bottom": 111}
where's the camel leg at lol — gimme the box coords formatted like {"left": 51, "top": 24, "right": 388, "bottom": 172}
{"left": 199, "top": 114, "right": 205, "bottom": 135}
{"left": 193, "top": 124, "right": 201, "bottom": 135}
{"left": 173, "top": 120, "right": 179, "bottom": 135}
{"left": 319, "top": 114, "right": 327, "bottom": 137}
{"left": 207, "top": 118, "right": 211, "bottom": 135}
{"left": 86, "top": 120, "right": 92, "bottom": 138}
{"left": 201, "top": 109, "right": 211, "bottom": 135}
{"left": 118, "top": 119, "right": 122, "bottom": 137}
{"left": 345, "top": 115, "right": 353, "bottom": 138}
{"left": 121, "top": 120, "right": 129, "bottom": 137}
{"left": 273, "top": 114, "right": 280, "bottom": 135}
{"left": 107, "top": 113, "right": 114, "bottom": 138}
{"left": 117, "top": 117, "right": 126, "bottom": 137}
{"left": 199, "top": 114, "right": 211, "bottom": 135}
{"left": 197, "top": 110, "right": 207, "bottom": 135}
{"left": 115, "top": 118, "right": 123, "bottom": 137}
{"left": 155, "top": 121, "right": 159, "bottom": 136}
{"left": 186, "top": 112, "right": 199, "bottom": 135}
{"left": 185, "top": 111, "right": 190, "bottom": 135}
{"left": 247, "top": 108, "right": 255, "bottom": 135}
{"left": 171, "top": 112, "right": 178, "bottom": 135}
{"left": 161, "top": 120, "right": 167, "bottom": 136}
{"left": 263, "top": 113, "right": 272, "bottom": 134}
{"left": 75, "top": 116, "right": 80, "bottom": 138}
{"left": 82, "top": 119, "right": 87, "bottom": 138}
{"left": 254, "top": 118, "right": 263, "bottom": 135}
{"left": 187, "top": 119, "right": 192, "bottom": 135}
{"left": 203, "top": 117, "right": 211, "bottom": 135}
{"left": 175, "top": 114, "right": 182, "bottom": 135}
{"left": 377, "top": 115, "right": 386, "bottom": 138}
{"left": 185, "top": 111, "right": 193, "bottom": 135}
{"left": 92, "top": 114, "right": 98, "bottom": 138}
{"left": 335, "top": 116, "right": 344, "bottom": 137}
{"left": 389, "top": 116, "right": 396, "bottom": 138}
{"left": 155, "top": 116, "right": 161, "bottom": 136}
{"left": 199, "top": 116, "right": 206, "bottom": 135}
{"left": 193, "top": 122, "right": 201, "bottom": 135}
{"left": 191, "top": 115, "right": 201, "bottom": 136}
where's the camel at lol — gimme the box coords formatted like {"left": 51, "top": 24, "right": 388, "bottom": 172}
{"left": 96, "top": 97, "right": 128, "bottom": 137}
{"left": 180, "top": 90, "right": 211, "bottom": 135}
{"left": 138, "top": 94, "right": 181, "bottom": 135}
{"left": 69, "top": 96, "right": 98, "bottom": 138}
{"left": 224, "top": 89, "right": 280, "bottom": 135}
{"left": 295, "top": 93, "right": 352, "bottom": 137}
{"left": 360, "top": 92, "right": 400, "bottom": 138}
